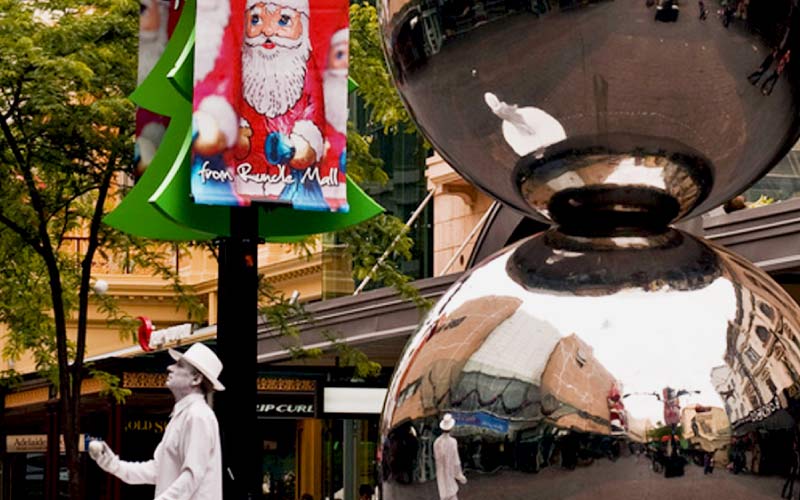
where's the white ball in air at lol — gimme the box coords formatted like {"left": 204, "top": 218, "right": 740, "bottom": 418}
{"left": 93, "top": 279, "right": 109, "bottom": 295}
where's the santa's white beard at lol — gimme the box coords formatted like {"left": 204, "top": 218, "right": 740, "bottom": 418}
{"left": 323, "top": 69, "right": 348, "bottom": 134}
{"left": 137, "top": 2, "right": 168, "bottom": 84}
{"left": 138, "top": 32, "right": 166, "bottom": 85}
{"left": 242, "top": 37, "right": 310, "bottom": 118}
{"left": 195, "top": 0, "right": 231, "bottom": 83}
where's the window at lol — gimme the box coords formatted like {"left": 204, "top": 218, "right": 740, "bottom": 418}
{"left": 758, "top": 302, "right": 775, "bottom": 321}
{"left": 755, "top": 325, "right": 770, "bottom": 344}
{"left": 744, "top": 146, "right": 800, "bottom": 203}
{"left": 765, "top": 376, "right": 778, "bottom": 395}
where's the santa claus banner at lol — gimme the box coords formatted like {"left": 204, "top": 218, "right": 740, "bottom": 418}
{"left": 191, "top": 0, "right": 350, "bottom": 212}
{"left": 663, "top": 387, "right": 681, "bottom": 426}
{"left": 135, "top": 0, "right": 181, "bottom": 179}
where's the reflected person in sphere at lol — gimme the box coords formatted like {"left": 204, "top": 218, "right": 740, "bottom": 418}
{"left": 89, "top": 344, "right": 225, "bottom": 500}
{"left": 434, "top": 414, "right": 467, "bottom": 500}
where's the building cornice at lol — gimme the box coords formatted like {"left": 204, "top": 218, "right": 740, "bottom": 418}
{"left": 703, "top": 198, "right": 800, "bottom": 273}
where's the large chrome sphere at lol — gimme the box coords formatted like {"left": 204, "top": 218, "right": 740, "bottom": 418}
{"left": 379, "top": 1, "right": 800, "bottom": 227}
{"left": 380, "top": 228, "right": 800, "bottom": 499}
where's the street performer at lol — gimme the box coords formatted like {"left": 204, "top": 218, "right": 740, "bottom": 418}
{"left": 88, "top": 343, "right": 225, "bottom": 500}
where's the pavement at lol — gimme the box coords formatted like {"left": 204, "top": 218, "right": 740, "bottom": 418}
{"left": 384, "top": 455, "right": 788, "bottom": 499}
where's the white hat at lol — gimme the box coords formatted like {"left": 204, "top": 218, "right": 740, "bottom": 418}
{"left": 330, "top": 28, "right": 349, "bottom": 47}
{"left": 440, "top": 413, "right": 456, "bottom": 431}
{"left": 246, "top": 0, "right": 309, "bottom": 16}
{"left": 169, "top": 343, "right": 225, "bottom": 391}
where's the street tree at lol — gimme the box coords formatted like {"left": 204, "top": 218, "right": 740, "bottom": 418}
{"left": 0, "top": 0, "right": 184, "bottom": 496}
{"left": 340, "top": 2, "right": 431, "bottom": 306}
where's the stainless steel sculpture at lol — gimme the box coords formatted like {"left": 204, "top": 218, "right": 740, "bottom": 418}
{"left": 378, "top": 0, "right": 800, "bottom": 497}
{"left": 379, "top": 0, "right": 800, "bottom": 228}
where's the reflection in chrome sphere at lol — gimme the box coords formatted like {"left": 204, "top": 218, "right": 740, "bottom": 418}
{"left": 379, "top": 0, "right": 800, "bottom": 227}
{"left": 380, "top": 228, "right": 800, "bottom": 499}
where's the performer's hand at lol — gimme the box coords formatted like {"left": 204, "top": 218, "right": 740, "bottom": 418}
{"left": 88, "top": 440, "right": 120, "bottom": 474}
{"left": 265, "top": 132, "right": 296, "bottom": 165}
{"left": 193, "top": 111, "right": 228, "bottom": 156}
{"left": 457, "top": 473, "right": 467, "bottom": 484}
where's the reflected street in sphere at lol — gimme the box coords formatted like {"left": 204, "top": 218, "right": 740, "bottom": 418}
{"left": 380, "top": 228, "right": 800, "bottom": 499}
{"left": 379, "top": 0, "right": 800, "bottom": 227}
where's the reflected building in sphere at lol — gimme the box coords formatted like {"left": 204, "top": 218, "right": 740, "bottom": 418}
{"left": 380, "top": 229, "right": 800, "bottom": 498}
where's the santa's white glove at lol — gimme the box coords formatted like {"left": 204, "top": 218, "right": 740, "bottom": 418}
{"left": 88, "top": 440, "right": 120, "bottom": 474}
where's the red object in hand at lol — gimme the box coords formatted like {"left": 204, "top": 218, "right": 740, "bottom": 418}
{"left": 137, "top": 316, "right": 154, "bottom": 352}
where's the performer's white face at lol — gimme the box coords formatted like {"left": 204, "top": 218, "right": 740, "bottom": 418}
{"left": 242, "top": 3, "right": 311, "bottom": 117}
{"left": 166, "top": 359, "right": 202, "bottom": 399}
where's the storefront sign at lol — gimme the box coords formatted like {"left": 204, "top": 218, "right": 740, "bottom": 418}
{"left": 6, "top": 434, "right": 88, "bottom": 454}
{"left": 256, "top": 393, "right": 317, "bottom": 419}
{"left": 257, "top": 377, "right": 316, "bottom": 392}
{"left": 123, "top": 372, "right": 168, "bottom": 389}
{"left": 451, "top": 411, "right": 509, "bottom": 434}
{"left": 124, "top": 418, "right": 169, "bottom": 434}
{"left": 323, "top": 387, "right": 387, "bottom": 414}
{"left": 738, "top": 396, "right": 782, "bottom": 425}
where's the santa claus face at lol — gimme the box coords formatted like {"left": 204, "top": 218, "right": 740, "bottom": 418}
{"left": 242, "top": 2, "right": 311, "bottom": 117}
{"left": 327, "top": 40, "right": 348, "bottom": 71}
{"left": 140, "top": 0, "right": 161, "bottom": 32}
{"left": 246, "top": 3, "right": 303, "bottom": 45}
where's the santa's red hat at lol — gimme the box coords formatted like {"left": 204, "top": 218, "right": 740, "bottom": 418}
{"left": 245, "top": 0, "right": 309, "bottom": 16}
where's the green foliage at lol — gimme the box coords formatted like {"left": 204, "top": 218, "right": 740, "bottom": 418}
{"left": 348, "top": 2, "right": 417, "bottom": 135}
{"left": 343, "top": 2, "right": 431, "bottom": 310}
{"left": 345, "top": 121, "right": 389, "bottom": 186}
{"left": 87, "top": 366, "right": 131, "bottom": 404}
{"left": 323, "top": 331, "right": 381, "bottom": 379}
{"left": 94, "top": 237, "right": 208, "bottom": 342}
{"left": 0, "top": 0, "right": 147, "bottom": 370}
{"left": 339, "top": 214, "right": 431, "bottom": 309}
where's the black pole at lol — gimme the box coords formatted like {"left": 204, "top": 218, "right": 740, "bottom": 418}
{"left": 216, "top": 206, "right": 261, "bottom": 499}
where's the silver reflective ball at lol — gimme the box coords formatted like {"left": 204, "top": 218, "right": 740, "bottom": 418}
{"left": 380, "top": 228, "right": 800, "bottom": 498}
{"left": 380, "top": 1, "right": 800, "bottom": 227}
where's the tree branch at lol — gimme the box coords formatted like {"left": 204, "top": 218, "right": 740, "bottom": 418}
{"left": 73, "top": 142, "right": 120, "bottom": 374}
{"left": 0, "top": 211, "right": 42, "bottom": 253}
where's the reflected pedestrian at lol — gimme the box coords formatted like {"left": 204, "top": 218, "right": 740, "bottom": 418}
{"left": 699, "top": 0, "right": 707, "bottom": 19}
{"left": 762, "top": 49, "right": 792, "bottom": 96}
{"left": 434, "top": 414, "right": 467, "bottom": 500}
{"left": 782, "top": 437, "right": 800, "bottom": 499}
{"left": 748, "top": 50, "right": 776, "bottom": 85}
{"left": 703, "top": 452, "right": 714, "bottom": 474}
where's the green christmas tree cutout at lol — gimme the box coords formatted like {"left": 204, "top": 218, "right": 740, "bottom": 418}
{"left": 105, "top": 0, "right": 381, "bottom": 241}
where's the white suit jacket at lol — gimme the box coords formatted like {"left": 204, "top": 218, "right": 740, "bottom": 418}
{"left": 113, "top": 393, "right": 222, "bottom": 500}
